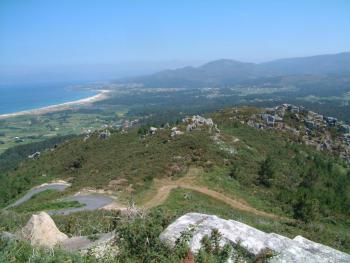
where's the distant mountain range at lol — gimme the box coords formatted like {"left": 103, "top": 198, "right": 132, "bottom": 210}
{"left": 121, "top": 52, "right": 350, "bottom": 88}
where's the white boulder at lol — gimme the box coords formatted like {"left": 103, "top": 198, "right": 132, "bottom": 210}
{"left": 171, "top": 129, "right": 184, "bottom": 137}
{"left": 149, "top": 127, "right": 158, "bottom": 134}
{"left": 160, "top": 213, "right": 350, "bottom": 263}
{"left": 19, "top": 212, "right": 68, "bottom": 248}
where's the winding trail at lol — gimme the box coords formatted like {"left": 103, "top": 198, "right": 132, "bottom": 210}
{"left": 139, "top": 167, "right": 285, "bottom": 220}
{"left": 143, "top": 182, "right": 282, "bottom": 220}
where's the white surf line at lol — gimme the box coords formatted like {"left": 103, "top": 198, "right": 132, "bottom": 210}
{"left": 0, "top": 90, "right": 111, "bottom": 120}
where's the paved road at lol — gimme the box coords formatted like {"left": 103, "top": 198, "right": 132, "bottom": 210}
{"left": 7, "top": 183, "right": 70, "bottom": 208}
{"left": 49, "top": 194, "right": 114, "bottom": 215}
{"left": 6, "top": 183, "right": 114, "bottom": 216}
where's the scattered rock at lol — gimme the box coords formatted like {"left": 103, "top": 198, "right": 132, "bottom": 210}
{"left": 339, "top": 124, "right": 350, "bottom": 134}
{"left": 305, "top": 120, "right": 316, "bottom": 130}
{"left": 214, "top": 124, "right": 220, "bottom": 133}
{"left": 99, "top": 130, "right": 111, "bottom": 139}
{"left": 186, "top": 123, "right": 197, "bottom": 132}
{"left": 14, "top": 136, "right": 24, "bottom": 143}
{"left": 83, "top": 134, "right": 91, "bottom": 142}
{"left": 149, "top": 127, "right": 158, "bottom": 135}
{"left": 28, "top": 151, "right": 41, "bottom": 159}
{"left": 324, "top": 116, "right": 337, "bottom": 126}
{"left": 261, "top": 113, "right": 275, "bottom": 126}
{"left": 171, "top": 127, "right": 184, "bottom": 137}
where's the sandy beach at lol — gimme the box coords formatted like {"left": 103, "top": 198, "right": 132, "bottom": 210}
{"left": 0, "top": 89, "right": 110, "bottom": 120}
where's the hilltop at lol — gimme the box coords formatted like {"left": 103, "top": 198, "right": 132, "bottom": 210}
{"left": 121, "top": 52, "right": 350, "bottom": 88}
{"left": 1, "top": 105, "right": 350, "bottom": 261}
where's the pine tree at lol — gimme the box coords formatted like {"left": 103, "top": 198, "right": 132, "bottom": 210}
{"left": 257, "top": 156, "right": 274, "bottom": 187}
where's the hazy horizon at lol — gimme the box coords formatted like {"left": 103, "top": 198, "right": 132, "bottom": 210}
{"left": 2, "top": 51, "right": 350, "bottom": 85}
{"left": 1, "top": 0, "right": 350, "bottom": 83}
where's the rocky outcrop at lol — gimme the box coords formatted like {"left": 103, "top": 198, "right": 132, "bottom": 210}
{"left": 18, "top": 212, "right": 68, "bottom": 248}
{"left": 184, "top": 115, "right": 214, "bottom": 132}
{"left": 160, "top": 213, "right": 350, "bottom": 263}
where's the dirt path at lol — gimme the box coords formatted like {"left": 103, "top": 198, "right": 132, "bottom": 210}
{"left": 142, "top": 168, "right": 284, "bottom": 220}
{"left": 143, "top": 183, "right": 282, "bottom": 219}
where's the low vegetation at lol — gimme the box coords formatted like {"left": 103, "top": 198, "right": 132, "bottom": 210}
{"left": 0, "top": 106, "right": 350, "bottom": 261}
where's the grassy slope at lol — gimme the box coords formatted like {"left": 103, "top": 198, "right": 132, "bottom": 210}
{"left": 1, "top": 128, "right": 225, "bottom": 207}
{"left": 211, "top": 108, "right": 350, "bottom": 218}
{"left": 1, "top": 107, "right": 350, "bottom": 253}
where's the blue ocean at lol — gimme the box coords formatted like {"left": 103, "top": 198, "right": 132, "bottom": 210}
{"left": 0, "top": 82, "right": 98, "bottom": 115}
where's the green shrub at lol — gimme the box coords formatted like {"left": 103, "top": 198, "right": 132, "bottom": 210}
{"left": 293, "top": 191, "right": 320, "bottom": 223}
{"left": 257, "top": 156, "right": 274, "bottom": 187}
{"left": 0, "top": 237, "right": 88, "bottom": 263}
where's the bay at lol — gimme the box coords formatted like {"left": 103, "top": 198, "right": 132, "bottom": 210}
{"left": 0, "top": 82, "right": 97, "bottom": 115}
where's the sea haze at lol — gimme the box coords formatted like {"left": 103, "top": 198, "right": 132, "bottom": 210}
{"left": 0, "top": 82, "right": 98, "bottom": 115}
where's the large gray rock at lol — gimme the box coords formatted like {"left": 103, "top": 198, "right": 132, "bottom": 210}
{"left": 160, "top": 213, "right": 350, "bottom": 263}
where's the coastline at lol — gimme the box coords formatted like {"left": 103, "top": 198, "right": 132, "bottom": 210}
{"left": 0, "top": 90, "right": 110, "bottom": 120}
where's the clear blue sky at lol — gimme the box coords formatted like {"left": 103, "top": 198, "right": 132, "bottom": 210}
{"left": 0, "top": 0, "right": 349, "bottom": 82}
